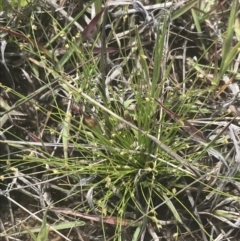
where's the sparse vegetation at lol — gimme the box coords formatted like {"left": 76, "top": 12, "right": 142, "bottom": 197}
{"left": 1, "top": 0, "right": 240, "bottom": 240}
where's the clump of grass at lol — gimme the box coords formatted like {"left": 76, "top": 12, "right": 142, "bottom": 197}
{"left": 1, "top": 1, "right": 240, "bottom": 241}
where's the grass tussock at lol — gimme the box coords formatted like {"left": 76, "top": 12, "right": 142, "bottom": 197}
{"left": 1, "top": 0, "right": 240, "bottom": 240}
